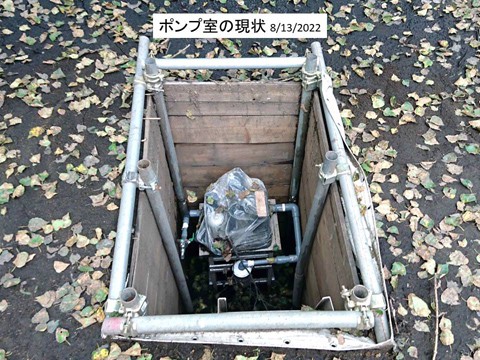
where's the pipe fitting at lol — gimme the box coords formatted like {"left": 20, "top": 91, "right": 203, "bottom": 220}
{"left": 318, "top": 151, "right": 339, "bottom": 185}
{"left": 341, "top": 285, "right": 372, "bottom": 312}
{"left": 120, "top": 287, "right": 147, "bottom": 315}
{"left": 144, "top": 58, "right": 164, "bottom": 92}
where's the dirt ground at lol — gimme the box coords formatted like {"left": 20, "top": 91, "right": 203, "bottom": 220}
{"left": 0, "top": 1, "right": 479, "bottom": 359}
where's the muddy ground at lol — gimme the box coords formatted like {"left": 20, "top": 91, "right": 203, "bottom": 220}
{"left": 0, "top": 1, "right": 479, "bottom": 359}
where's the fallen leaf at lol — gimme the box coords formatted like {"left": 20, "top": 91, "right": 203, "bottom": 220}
{"left": 122, "top": 343, "right": 142, "bottom": 356}
{"left": 440, "top": 287, "right": 460, "bottom": 305}
{"left": 0, "top": 299, "right": 8, "bottom": 312}
{"left": 28, "top": 127, "right": 45, "bottom": 138}
{"left": 53, "top": 261, "right": 69, "bottom": 273}
{"left": 55, "top": 327, "right": 69, "bottom": 344}
{"left": 408, "top": 293, "right": 431, "bottom": 317}
{"left": 467, "top": 296, "right": 480, "bottom": 311}
{"left": 32, "top": 308, "right": 49, "bottom": 324}
{"left": 36, "top": 291, "right": 56, "bottom": 308}
{"left": 38, "top": 107, "right": 54, "bottom": 119}
{"left": 13, "top": 251, "right": 33, "bottom": 268}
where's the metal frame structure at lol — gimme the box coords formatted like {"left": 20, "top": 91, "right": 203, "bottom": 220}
{"left": 104, "top": 36, "right": 395, "bottom": 350}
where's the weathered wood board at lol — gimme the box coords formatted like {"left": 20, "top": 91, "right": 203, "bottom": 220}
{"left": 130, "top": 97, "right": 180, "bottom": 315}
{"left": 131, "top": 194, "right": 179, "bottom": 315}
{"left": 164, "top": 81, "right": 301, "bottom": 103}
{"left": 298, "top": 91, "right": 359, "bottom": 310}
{"left": 181, "top": 164, "right": 292, "bottom": 187}
{"left": 169, "top": 115, "right": 297, "bottom": 144}
{"left": 163, "top": 81, "right": 300, "bottom": 202}
{"left": 176, "top": 143, "right": 294, "bottom": 167}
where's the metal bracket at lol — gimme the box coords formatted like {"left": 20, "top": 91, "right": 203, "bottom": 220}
{"left": 301, "top": 65, "right": 321, "bottom": 91}
{"left": 122, "top": 170, "right": 157, "bottom": 191}
{"left": 341, "top": 285, "right": 372, "bottom": 312}
{"left": 143, "top": 69, "right": 164, "bottom": 92}
{"left": 316, "top": 164, "right": 349, "bottom": 185}
{"left": 217, "top": 297, "right": 228, "bottom": 313}
{"left": 122, "top": 312, "right": 137, "bottom": 337}
{"left": 341, "top": 285, "right": 376, "bottom": 330}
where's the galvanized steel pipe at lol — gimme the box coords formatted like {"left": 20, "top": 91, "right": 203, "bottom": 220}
{"left": 311, "top": 41, "right": 390, "bottom": 343}
{"left": 289, "top": 52, "right": 318, "bottom": 202}
{"left": 102, "top": 310, "right": 373, "bottom": 336}
{"left": 145, "top": 58, "right": 189, "bottom": 218}
{"left": 137, "top": 159, "right": 193, "bottom": 313}
{"left": 292, "top": 151, "right": 338, "bottom": 308}
{"left": 107, "top": 36, "right": 150, "bottom": 312}
{"left": 155, "top": 56, "right": 306, "bottom": 70}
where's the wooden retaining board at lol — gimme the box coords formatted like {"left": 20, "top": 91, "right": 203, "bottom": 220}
{"left": 176, "top": 143, "right": 294, "bottom": 167}
{"left": 163, "top": 81, "right": 301, "bottom": 103}
{"left": 181, "top": 164, "right": 292, "bottom": 187}
{"left": 130, "top": 96, "right": 180, "bottom": 315}
{"left": 299, "top": 91, "right": 359, "bottom": 310}
{"left": 168, "top": 115, "right": 298, "bottom": 144}
{"left": 163, "top": 81, "right": 300, "bottom": 199}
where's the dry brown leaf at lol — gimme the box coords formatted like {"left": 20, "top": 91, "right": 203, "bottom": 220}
{"left": 53, "top": 261, "right": 69, "bottom": 273}
{"left": 36, "top": 290, "right": 57, "bottom": 308}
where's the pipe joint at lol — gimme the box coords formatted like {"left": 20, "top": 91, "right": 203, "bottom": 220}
{"left": 317, "top": 151, "right": 342, "bottom": 185}
{"left": 301, "top": 53, "right": 321, "bottom": 91}
{"left": 144, "top": 58, "right": 164, "bottom": 92}
{"left": 123, "top": 169, "right": 158, "bottom": 191}
{"left": 341, "top": 285, "right": 372, "bottom": 312}
{"left": 120, "top": 287, "right": 147, "bottom": 316}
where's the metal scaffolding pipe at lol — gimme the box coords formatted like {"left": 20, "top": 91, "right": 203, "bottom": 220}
{"left": 289, "top": 52, "right": 318, "bottom": 202}
{"left": 106, "top": 36, "right": 150, "bottom": 312}
{"left": 137, "top": 159, "right": 193, "bottom": 313}
{"left": 154, "top": 56, "right": 306, "bottom": 70}
{"left": 292, "top": 151, "right": 338, "bottom": 308}
{"left": 311, "top": 41, "right": 390, "bottom": 343}
{"left": 146, "top": 58, "right": 189, "bottom": 218}
{"left": 102, "top": 310, "right": 373, "bottom": 336}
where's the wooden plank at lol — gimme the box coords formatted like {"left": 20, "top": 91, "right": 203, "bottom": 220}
{"left": 311, "top": 91, "right": 358, "bottom": 293}
{"left": 177, "top": 143, "right": 294, "bottom": 167}
{"left": 131, "top": 194, "right": 179, "bottom": 315}
{"left": 169, "top": 115, "right": 298, "bottom": 144}
{"left": 299, "top": 91, "right": 358, "bottom": 310}
{"left": 186, "top": 184, "right": 290, "bottom": 201}
{"left": 165, "top": 101, "right": 299, "bottom": 116}
{"left": 164, "top": 81, "right": 301, "bottom": 103}
{"left": 181, "top": 164, "right": 292, "bottom": 187}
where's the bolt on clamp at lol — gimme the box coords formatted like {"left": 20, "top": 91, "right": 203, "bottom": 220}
{"left": 301, "top": 65, "right": 322, "bottom": 91}
{"left": 341, "top": 285, "right": 375, "bottom": 330}
{"left": 341, "top": 285, "right": 372, "bottom": 312}
{"left": 143, "top": 69, "right": 164, "bottom": 92}
{"left": 122, "top": 171, "right": 157, "bottom": 191}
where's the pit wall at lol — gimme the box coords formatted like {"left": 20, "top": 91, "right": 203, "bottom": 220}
{"left": 130, "top": 82, "right": 358, "bottom": 315}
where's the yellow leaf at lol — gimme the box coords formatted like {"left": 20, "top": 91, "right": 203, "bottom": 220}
{"left": 28, "top": 126, "right": 45, "bottom": 138}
